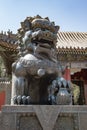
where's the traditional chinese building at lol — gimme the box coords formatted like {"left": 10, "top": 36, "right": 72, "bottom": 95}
{"left": 57, "top": 32, "right": 87, "bottom": 105}
{"left": 0, "top": 31, "right": 87, "bottom": 107}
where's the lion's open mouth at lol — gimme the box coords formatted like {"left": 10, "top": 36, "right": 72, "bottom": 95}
{"left": 32, "top": 39, "right": 54, "bottom": 49}
{"left": 31, "top": 30, "right": 57, "bottom": 46}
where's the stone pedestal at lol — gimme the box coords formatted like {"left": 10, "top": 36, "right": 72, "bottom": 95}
{"left": 1, "top": 105, "right": 87, "bottom": 130}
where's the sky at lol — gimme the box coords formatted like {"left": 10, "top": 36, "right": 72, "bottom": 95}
{"left": 0, "top": 0, "right": 87, "bottom": 33}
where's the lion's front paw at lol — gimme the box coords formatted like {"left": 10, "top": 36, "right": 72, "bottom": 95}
{"left": 13, "top": 95, "right": 31, "bottom": 105}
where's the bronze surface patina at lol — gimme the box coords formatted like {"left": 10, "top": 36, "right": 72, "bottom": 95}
{"left": 11, "top": 15, "right": 72, "bottom": 105}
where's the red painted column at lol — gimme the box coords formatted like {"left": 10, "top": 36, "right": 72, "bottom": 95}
{"left": 0, "top": 91, "right": 5, "bottom": 110}
{"left": 63, "top": 66, "right": 71, "bottom": 81}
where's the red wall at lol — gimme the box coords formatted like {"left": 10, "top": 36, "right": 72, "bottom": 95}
{"left": 0, "top": 91, "right": 5, "bottom": 110}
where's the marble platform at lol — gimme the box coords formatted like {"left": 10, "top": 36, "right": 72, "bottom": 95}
{"left": 0, "top": 105, "right": 87, "bottom": 130}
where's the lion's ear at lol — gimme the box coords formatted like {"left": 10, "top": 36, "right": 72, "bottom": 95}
{"left": 44, "top": 17, "right": 50, "bottom": 21}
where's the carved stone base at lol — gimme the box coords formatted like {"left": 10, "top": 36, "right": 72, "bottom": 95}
{"left": 1, "top": 105, "right": 87, "bottom": 130}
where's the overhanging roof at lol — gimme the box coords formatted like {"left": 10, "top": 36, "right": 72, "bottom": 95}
{"left": 57, "top": 32, "right": 87, "bottom": 49}
{"left": 56, "top": 32, "right": 87, "bottom": 55}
